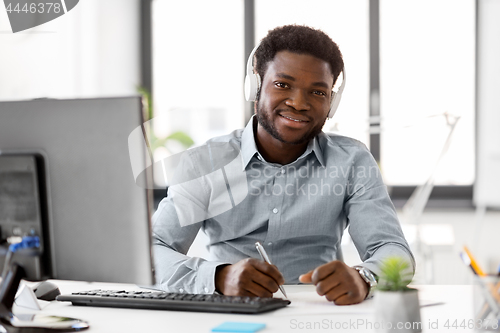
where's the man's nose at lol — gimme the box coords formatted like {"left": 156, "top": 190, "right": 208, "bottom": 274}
{"left": 285, "top": 89, "right": 311, "bottom": 111}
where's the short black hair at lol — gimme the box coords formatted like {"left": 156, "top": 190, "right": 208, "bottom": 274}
{"left": 254, "top": 25, "right": 343, "bottom": 86}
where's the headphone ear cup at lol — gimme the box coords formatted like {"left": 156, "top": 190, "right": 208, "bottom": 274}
{"left": 328, "top": 91, "right": 341, "bottom": 118}
{"left": 328, "top": 68, "right": 346, "bottom": 119}
{"left": 244, "top": 73, "right": 261, "bottom": 102}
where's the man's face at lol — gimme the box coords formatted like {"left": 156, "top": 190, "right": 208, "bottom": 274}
{"left": 256, "top": 51, "right": 334, "bottom": 145}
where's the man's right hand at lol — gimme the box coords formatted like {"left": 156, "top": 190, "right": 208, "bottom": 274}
{"left": 214, "top": 258, "right": 285, "bottom": 297}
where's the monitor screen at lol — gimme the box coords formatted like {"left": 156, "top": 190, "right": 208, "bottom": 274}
{"left": 0, "top": 170, "right": 37, "bottom": 223}
{"left": 0, "top": 154, "right": 51, "bottom": 280}
{"left": 0, "top": 97, "right": 155, "bottom": 285}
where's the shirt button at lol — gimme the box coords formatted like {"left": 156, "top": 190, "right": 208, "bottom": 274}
{"left": 204, "top": 287, "right": 209, "bottom": 293}
{"left": 179, "top": 288, "right": 184, "bottom": 293}
{"left": 272, "top": 208, "right": 278, "bottom": 214}
{"left": 281, "top": 168, "right": 285, "bottom": 174}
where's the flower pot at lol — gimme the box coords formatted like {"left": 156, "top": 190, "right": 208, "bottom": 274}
{"left": 373, "top": 289, "right": 422, "bottom": 333}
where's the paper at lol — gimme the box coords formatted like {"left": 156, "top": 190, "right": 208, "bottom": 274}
{"left": 272, "top": 292, "right": 443, "bottom": 316}
{"left": 14, "top": 284, "right": 41, "bottom": 310}
{"left": 278, "top": 292, "right": 375, "bottom": 316}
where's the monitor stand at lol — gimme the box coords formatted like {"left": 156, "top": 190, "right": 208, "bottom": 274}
{"left": 0, "top": 263, "right": 89, "bottom": 332}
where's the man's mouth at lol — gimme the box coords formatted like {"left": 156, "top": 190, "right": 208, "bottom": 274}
{"left": 279, "top": 114, "right": 309, "bottom": 122}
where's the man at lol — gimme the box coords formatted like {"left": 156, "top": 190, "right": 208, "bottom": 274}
{"left": 152, "top": 25, "right": 414, "bottom": 305}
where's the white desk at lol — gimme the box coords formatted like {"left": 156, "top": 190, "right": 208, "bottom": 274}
{"left": 14, "top": 281, "right": 475, "bottom": 332}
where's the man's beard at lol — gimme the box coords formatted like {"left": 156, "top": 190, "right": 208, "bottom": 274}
{"left": 256, "top": 105, "right": 327, "bottom": 145}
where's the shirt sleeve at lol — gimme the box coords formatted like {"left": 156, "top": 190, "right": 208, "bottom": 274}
{"left": 344, "top": 147, "right": 415, "bottom": 278}
{"left": 152, "top": 193, "right": 229, "bottom": 294}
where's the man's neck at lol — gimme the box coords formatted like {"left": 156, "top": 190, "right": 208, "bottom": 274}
{"left": 254, "top": 121, "right": 310, "bottom": 165}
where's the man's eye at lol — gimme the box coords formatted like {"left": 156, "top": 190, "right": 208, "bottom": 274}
{"left": 313, "top": 90, "right": 326, "bottom": 96}
{"left": 275, "top": 82, "right": 289, "bottom": 88}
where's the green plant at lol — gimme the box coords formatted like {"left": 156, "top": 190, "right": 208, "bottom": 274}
{"left": 377, "top": 256, "right": 414, "bottom": 292}
{"left": 137, "top": 86, "right": 194, "bottom": 153}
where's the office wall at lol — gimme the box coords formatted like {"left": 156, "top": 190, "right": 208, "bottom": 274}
{"left": 0, "top": 0, "right": 140, "bottom": 100}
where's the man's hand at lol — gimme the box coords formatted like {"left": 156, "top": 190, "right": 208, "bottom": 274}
{"left": 215, "top": 258, "right": 285, "bottom": 297}
{"left": 299, "top": 261, "right": 368, "bottom": 305}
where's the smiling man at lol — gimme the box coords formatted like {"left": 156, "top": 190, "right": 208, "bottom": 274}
{"left": 152, "top": 25, "right": 414, "bottom": 305}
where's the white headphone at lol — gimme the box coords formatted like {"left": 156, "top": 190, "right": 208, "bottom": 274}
{"left": 244, "top": 43, "right": 346, "bottom": 119}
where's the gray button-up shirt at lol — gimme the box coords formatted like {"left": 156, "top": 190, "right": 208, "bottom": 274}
{"left": 152, "top": 116, "right": 414, "bottom": 294}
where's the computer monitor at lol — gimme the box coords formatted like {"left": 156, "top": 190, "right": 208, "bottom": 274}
{"left": 0, "top": 152, "right": 52, "bottom": 280}
{"left": 0, "top": 97, "right": 155, "bottom": 285}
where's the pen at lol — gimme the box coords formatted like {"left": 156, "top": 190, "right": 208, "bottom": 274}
{"left": 460, "top": 247, "right": 500, "bottom": 320}
{"left": 460, "top": 251, "right": 481, "bottom": 276}
{"left": 460, "top": 247, "right": 500, "bottom": 302}
{"left": 463, "top": 246, "right": 486, "bottom": 276}
{"left": 255, "top": 241, "right": 287, "bottom": 298}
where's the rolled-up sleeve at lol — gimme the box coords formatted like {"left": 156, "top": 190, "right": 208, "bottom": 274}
{"left": 152, "top": 194, "right": 229, "bottom": 294}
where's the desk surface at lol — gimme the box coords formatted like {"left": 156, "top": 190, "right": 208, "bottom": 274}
{"left": 14, "top": 281, "right": 475, "bottom": 333}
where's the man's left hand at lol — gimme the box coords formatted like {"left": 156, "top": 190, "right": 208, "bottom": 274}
{"left": 299, "top": 261, "right": 368, "bottom": 305}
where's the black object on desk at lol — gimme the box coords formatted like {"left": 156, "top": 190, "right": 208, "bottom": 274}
{"left": 57, "top": 289, "right": 291, "bottom": 314}
{"left": 33, "top": 281, "right": 61, "bottom": 301}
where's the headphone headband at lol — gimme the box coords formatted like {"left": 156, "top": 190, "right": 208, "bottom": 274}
{"left": 244, "top": 43, "right": 345, "bottom": 119}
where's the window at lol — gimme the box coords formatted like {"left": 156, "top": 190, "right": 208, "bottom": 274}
{"left": 379, "top": 0, "right": 475, "bottom": 186}
{"left": 152, "top": 0, "right": 245, "bottom": 151}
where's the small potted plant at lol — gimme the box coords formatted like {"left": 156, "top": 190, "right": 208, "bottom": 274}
{"left": 374, "top": 256, "right": 421, "bottom": 333}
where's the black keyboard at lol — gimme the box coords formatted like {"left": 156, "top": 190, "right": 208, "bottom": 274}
{"left": 56, "top": 290, "right": 291, "bottom": 314}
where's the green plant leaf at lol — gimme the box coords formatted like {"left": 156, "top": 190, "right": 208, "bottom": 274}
{"left": 137, "top": 85, "right": 153, "bottom": 121}
{"left": 136, "top": 86, "right": 194, "bottom": 155}
{"left": 377, "top": 256, "right": 414, "bottom": 292}
{"left": 150, "top": 137, "right": 169, "bottom": 152}
{"left": 166, "top": 131, "right": 195, "bottom": 148}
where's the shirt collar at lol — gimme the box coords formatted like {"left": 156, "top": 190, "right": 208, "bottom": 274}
{"left": 309, "top": 133, "right": 327, "bottom": 167}
{"left": 240, "top": 115, "right": 327, "bottom": 168}
{"left": 241, "top": 115, "right": 260, "bottom": 169}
